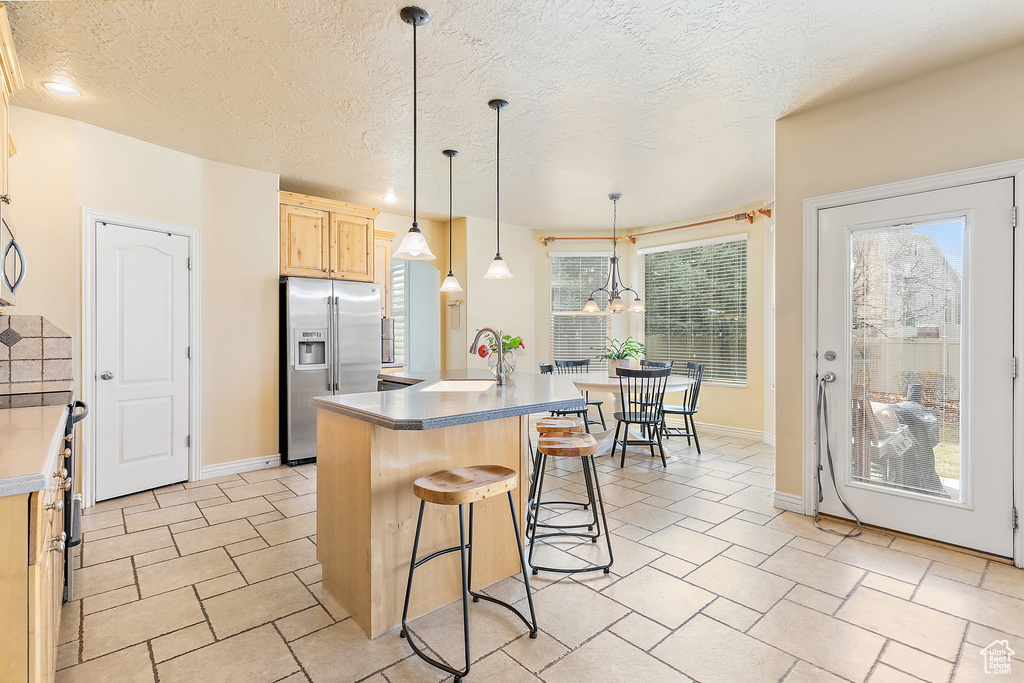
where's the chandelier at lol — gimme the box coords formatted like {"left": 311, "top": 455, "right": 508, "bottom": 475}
{"left": 583, "top": 194, "right": 644, "bottom": 314}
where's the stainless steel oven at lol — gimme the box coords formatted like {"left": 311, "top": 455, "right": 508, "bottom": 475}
{"left": 0, "top": 195, "right": 26, "bottom": 306}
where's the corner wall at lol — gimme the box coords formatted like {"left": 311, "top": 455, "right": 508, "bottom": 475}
{"left": 774, "top": 43, "right": 1024, "bottom": 497}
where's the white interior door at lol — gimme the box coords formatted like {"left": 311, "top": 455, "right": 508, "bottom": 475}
{"left": 817, "top": 178, "right": 1015, "bottom": 556}
{"left": 95, "top": 223, "right": 190, "bottom": 501}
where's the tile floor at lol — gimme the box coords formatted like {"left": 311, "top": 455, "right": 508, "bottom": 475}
{"left": 57, "top": 429, "right": 1024, "bottom": 682}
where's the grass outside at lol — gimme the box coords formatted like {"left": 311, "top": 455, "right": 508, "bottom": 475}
{"left": 933, "top": 422, "right": 960, "bottom": 480}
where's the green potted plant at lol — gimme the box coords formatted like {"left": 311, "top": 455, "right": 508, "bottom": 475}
{"left": 596, "top": 337, "right": 645, "bottom": 378}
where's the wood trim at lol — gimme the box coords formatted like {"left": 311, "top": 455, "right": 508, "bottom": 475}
{"left": 279, "top": 191, "right": 381, "bottom": 219}
{"left": 0, "top": 493, "right": 29, "bottom": 682}
{"left": 0, "top": 5, "right": 22, "bottom": 95}
{"left": 373, "top": 229, "right": 397, "bottom": 241}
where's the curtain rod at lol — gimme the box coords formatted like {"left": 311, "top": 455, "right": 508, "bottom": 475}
{"left": 539, "top": 205, "right": 772, "bottom": 246}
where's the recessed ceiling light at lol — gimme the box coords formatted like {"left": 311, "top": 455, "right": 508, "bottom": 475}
{"left": 43, "top": 81, "right": 81, "bottom": 97}
{"left": 382, "top": 191, "right": 398, "bottom": 204}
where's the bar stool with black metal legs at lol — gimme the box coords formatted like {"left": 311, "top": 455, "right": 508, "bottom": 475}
{"left": 526, "top": 417, "right": 596, "bottom": 541}
{"left": 527, "top": 432, "right": 614, "bottom": 575}
{"left": 400, "top": 465, "right": 538, "bottom": 682}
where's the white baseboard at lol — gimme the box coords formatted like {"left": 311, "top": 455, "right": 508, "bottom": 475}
{"left": 773, "top": 490, "right": 805, "bottom": 513}
{"left": 667, "top": 417, "right": 774, "bottom": 445}
{"left": 200, "top": 454, "right": 282, "bottom": 480}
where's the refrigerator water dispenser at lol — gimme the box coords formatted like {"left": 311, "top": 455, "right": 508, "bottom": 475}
{"left": 293, "top": 328, "right": 328, "bottom": 369}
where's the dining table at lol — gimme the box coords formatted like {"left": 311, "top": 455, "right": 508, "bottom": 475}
{"left": 568, "top": 370, "right": 693, "bottom": 456}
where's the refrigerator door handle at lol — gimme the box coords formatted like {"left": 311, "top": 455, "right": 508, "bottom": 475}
{"left": 326, "top": 297, "right": 334, "bottom": 391}
{"left": 333, "top": 296, "right": 341, "bottom": 391}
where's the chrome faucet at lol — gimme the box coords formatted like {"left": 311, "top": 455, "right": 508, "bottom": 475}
{"left": 469, "top": 327, "right": 506, "bottom": 385}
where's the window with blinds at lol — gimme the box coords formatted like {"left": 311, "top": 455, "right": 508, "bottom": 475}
{"left": 641, "top": 236, "right": 747, "bottom": 384}
{"left": 549, "top": 254, "right": 610, "bottom": 370}
{"left": 391, "top": 259, "right": 406, "bottom": 363}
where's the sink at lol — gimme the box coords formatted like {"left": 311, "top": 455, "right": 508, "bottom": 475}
{"left": 420, "top": 380, "right": 496, "bottom": 393}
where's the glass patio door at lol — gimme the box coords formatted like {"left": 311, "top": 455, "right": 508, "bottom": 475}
{"left": 816, "top": 178, "right": 1014, "bottom": 556}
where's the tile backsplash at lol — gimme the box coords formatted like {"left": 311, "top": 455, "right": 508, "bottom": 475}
{"left": 0, "top": 315, "right": 73, "bottom": 382}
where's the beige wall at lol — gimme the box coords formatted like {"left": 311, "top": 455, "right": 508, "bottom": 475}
{"left": 775, "top": 43, "right": 1024, "bottom": 496}
{"left": 532, "top": 204, "right": 771, "bottom": 433}
{"left": 465, "top": 217, "right": 536, "bottom": 373}
{"left": 10, "top": 106, "right": 281, "bottom": 468}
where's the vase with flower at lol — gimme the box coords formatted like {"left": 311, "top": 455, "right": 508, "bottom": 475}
{"left": 474, "top": 332, "right": 524, "bottom": 379}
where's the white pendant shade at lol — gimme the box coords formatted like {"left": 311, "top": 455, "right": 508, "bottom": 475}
{"left": 484, "top": 255, "right": 513, "bottom": 279}
{"left": 607, "top": 295, "right": 626, "bottom": 313}
{"left": 439, "top": 273, "right": 463, "bottom": 292}
{"left": 583, "top": 298, "right": 600, "bottom": 313}
{"left": 394, "top": 228, "right": 436, "bottom": 261}
{"left": 628, "top": 297, "right": 645, "bottom": 313}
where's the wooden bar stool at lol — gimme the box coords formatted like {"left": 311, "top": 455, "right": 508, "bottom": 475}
{"left": 527, "top": 418, "right": 591, "bottom": 536}
{"left": 400, "top": 465, "right": 538, "bottom": 682}
{"left": 527, "top": 433, "right": 614, "bottom": 575}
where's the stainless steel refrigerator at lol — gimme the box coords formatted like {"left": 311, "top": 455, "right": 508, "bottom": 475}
{"left": 280, "top": 277, "right": 381, "bottom": 464}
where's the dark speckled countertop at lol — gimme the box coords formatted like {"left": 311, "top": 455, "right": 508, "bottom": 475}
{"left": 310, "top": 369, "right": 585, "bottom": 430}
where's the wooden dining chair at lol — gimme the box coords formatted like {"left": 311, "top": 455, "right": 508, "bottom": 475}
{"left": 660, "top": 362, "right": 704, "bottom": 453}
{"left": 539, "top": 362, "right": 591, "bottom": 431}
{"left": 613, "top": 367, "right": 671, "bottom": 467}
{"left": 639, "top": 359, "right": 674, "bottom": 369}
{"left": 553, "top": 359, "right": 606, "bottom": 430}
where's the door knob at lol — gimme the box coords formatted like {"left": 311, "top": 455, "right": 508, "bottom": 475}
{"left": 100, "top": 371, "right": 114, "bottom": 380}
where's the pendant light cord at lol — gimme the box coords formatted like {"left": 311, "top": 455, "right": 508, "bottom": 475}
{"left": 495, "top": 105, "right": 500, "bottom": 257}
{"left": 412, "top": 19, "right": 418, "bottom": 230}
{"left": 448, "top": 153, "right": 453, "bottom": 272}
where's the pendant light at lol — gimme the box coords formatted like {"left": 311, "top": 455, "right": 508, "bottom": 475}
{"left": 582, "top": 193, "right": 645, "bottom": 313}
{"left": 484, "top": 98, "right": 513, "bottom": 279}
{"left": 439, "top": 149, "right": 463, "bottom": 292}
{"left": 393, "top": 7, "right": 436, "bottom": 262}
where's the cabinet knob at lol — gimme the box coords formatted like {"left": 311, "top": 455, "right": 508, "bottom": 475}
{"left": 48, "top": 533, "right": 65, "bottom": 553}
{"left": 322, "top": 268, "right": 328, "bottom": 273}
{"left": 62, "top": 478, "right": 71, "bottom": 491}
{"left": 331, "top": 269, "right": 338, "bottom": 273}
{"left": 44, "top": 500, "right": 63, "bottom": 512}
{"left": 63, "top": 448, "right": 72, "bottom": 459}
{"left": 53, "top": 467, "right": 68, "bottom": 480}
{"left": 65, "top": 433, "right": 73, "bottom": 443}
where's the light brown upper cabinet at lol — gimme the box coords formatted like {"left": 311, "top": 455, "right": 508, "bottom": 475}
{"left": 0, "top": 3, "right": 24, "bottom": 197}
{"left": 373, "top": 229, "right": 396, "bottom": 318}
{"left": 280, "top": 192, "right": 380, "bottom": 282}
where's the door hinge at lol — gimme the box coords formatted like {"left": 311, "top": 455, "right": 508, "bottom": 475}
{"left": 186, "top": 435, "right": 191, "bottom": 448}
{"left": 1013, "top": 207, "right": 1018, "bottom": 229}
{"left": 1013, "top": 356, "right": 1018, "bottom": 379}
{"left": 1013, "top": 507, "right": 1018, "bottom": 530}
{"left": 187, "top": 346, "right": 192, "bottom": 359}
{"left": 187, "top": 257, "right": 193, "bottom": 270}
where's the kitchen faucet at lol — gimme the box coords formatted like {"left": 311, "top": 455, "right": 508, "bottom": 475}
{"left": 469, "top": 327, "right": 507, "bottom": 385}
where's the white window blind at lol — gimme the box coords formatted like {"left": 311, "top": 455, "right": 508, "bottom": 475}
{"left": 391, "top": 259, "right": 406, "bottom": 363}
{"left": 550, "top": 254, "right": 609, "bottom": 371}
{"left": 641, "top": 237, "right": 747, "bottom": 383}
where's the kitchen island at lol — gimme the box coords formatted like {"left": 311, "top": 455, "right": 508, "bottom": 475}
{"left": 311, "top": 370, "right": 583, "bottom": 638}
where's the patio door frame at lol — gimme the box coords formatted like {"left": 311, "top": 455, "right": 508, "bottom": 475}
{"left": 802, "top": 159, "right": 1024, "bottom": 566}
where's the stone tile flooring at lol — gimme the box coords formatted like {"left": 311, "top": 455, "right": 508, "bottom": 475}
{"left": 57, "top": 430, "right": 1024, "bottom": 682}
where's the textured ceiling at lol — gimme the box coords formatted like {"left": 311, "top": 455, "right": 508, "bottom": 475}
{"left": 7, "top": 1, "right": 1024, "bottom": 229}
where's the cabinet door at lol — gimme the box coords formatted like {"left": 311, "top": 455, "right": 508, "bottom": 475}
{"left": 280, "top": 204, "right": 330, "bottom": 277}
{"left": 329, "top": 213, "right": 373, "bottom": 282}
{"left": 373, "top": 237, "right": 391, "bottom": 318}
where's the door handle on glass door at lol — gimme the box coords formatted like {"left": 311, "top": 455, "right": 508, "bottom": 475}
{"left": 100, "top": 371, "right": 114, "bottom": 380}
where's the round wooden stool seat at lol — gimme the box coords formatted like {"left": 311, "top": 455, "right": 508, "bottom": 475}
{"left": 538, "top": 433, "right": 598, "bottom": 458}
{"left": 536, "top": 417, "right": 584, "bottom": 435}
{"left": 413, "top": 465, "right": 518, "bottom": 506}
